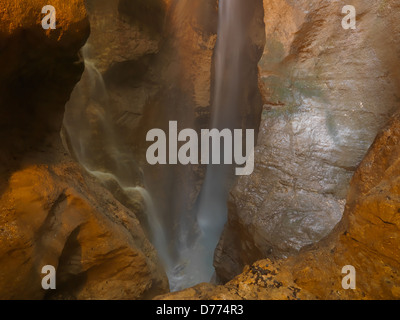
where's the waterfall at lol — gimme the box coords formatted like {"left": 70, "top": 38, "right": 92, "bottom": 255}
{"left": 167, "top": 0, "right": 246, "bottom": 290}
{"left": 127, "top": 186, "right": 173, "bottom": 270}
{"left": 63, "top": 0, "right": 248, "bottom": 292}
{"left": 63, "top": 53, "right": 140, "bottom": 188}
{"left": 63, "top": 46, "right": 173, "bottom": 285}
{"left": 196, "top": 0, "right": 245, "bottom": 275}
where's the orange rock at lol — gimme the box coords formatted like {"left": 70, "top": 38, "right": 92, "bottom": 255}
{"left": 157, "top": 112, "right": 400, "bottom": 300}
{"left": 0, "top": 0, "right": 169, "bottom": 299}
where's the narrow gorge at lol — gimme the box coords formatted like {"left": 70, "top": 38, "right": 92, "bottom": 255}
{"left": 1, "top": 0, "right": 400, "bottom": 300}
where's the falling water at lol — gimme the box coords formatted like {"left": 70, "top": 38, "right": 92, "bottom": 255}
{"left": 127, "top": 186, "right": 173, "bottom": 269}
{"left": 63, "top": 46, "right": 173, "bottom": 276}
{"left": 167, "top": 0, "right": 246, "bottom": 290}
{"left": 64, "top": 0, "right": 248, "bottom": 292}
{"left": 197, "top": 0, "right": 245, "bottom": 268}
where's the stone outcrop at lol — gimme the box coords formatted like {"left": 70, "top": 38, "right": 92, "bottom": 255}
{"left": 0, "top": 159, "right": 168, "bottom": 300}
{"left": 157, "top": 110, "right": 400, "bottom": 300}
{"left": 0, "top": 0, "right": 168, "bottom": 299}
{"left": 215, "top": 0, "right": 400, "bottom": 282}
{"left": 62, "top": 0, "right": 220, "bottom": 263}
{"left": 3, "top": 0, "right": 400, "bottom": 301}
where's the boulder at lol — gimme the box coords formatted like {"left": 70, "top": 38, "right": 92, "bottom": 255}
{"left": 215, "top": 0, "right": 400, "bottom": 282}
{"left": 158, "top": 110, "right": 400, "bottom": 300}
{"left": 0, "top": 0, "right": 169, "bottom": 299}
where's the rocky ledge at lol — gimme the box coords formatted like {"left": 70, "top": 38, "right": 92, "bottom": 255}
{"left": 0, "top": 0, "right": 168, "bottom": 299}
{"left": 157, "top": 110, "right": 400, "bottom": 300}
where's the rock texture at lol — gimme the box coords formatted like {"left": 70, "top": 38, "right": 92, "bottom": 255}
{"left": 157, "top": 110, "right": 400, "bottom": 300}
{"left": 0, "top": 0, "right": 168, "bottom": 299}
{"left": 63, "top": 0, "right": 214, "bottom": 261}
{"left": 215, "top": 0, "right": 400, "bottom": 282}
{"left": 0, "top": 158, "right": 168, "bottom": 300}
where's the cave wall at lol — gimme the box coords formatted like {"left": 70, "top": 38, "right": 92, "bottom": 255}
{"left": 215, "top": 0, "right": 400, "bottom": 282}
{"left": 157, "top": 109, "right": 400, "bottom": 300}
{"left": 0, "top": 0, "right": 168, "bottom": 299}
{"left": 62, "top": 0, "right": 221, "bottom": 262}
{"left": 3, "top": 0, "right": 399, "bottom": 301}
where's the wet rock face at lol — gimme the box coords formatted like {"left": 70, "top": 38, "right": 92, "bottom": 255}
{"left": 0, "top": 159, "right": 168, "bottom": 300}
{"left": 63, "top": 0, "right": 221, "bottom": 263}
{"left": 83, "top": 0, "right": 166, "bottom": 74}
{"left": 215, "top": 0, "right": 400, "bottom": 282}
{"left": 157, "top": 110, "right": 400, "bottom": 300}
{"left": 0, "top": 0, "right": 168, "bottom": 299}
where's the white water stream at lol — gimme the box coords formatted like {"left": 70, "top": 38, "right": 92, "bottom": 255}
{"left": 63, "top": 0, "right": 246, "bottom": 292}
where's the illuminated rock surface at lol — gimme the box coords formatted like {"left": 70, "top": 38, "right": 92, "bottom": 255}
{"left": 0, "top": 0, "right": 168, "bottom": 299}
{"left": 215, "top": 0, "right": 400, "bottom": 282}
{"left": 1, "top": 0, "right": 400, "bottom": 300}
{"left": 157, "top": 111, "right": 400, "bottom": 300}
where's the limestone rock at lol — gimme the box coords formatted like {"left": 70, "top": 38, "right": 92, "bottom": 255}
{"left": 215, "top": 0, "right": 400, "bottom": 282}
{"left": 0, "top": 158, "right": 168, "bottom": 300}
{"left": 62, "top": 0, "right": 221, "bottom": 265}
{"left": 156, "top": 259, "right": 315, "bottom": 300}
{"left": 158, "top": 110, "right": 400, "bottom": 300}
{"left": 0, "top": 0, "right": 87, "bottom": 42}
{"left": 0, "top": 0, "right": 168, "bottom": 299}
{"left": 155, "top": 282, "right": 218, "bottom": 300}
{"left": 83, "top": 0, "right": 165, "bottom": 74}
